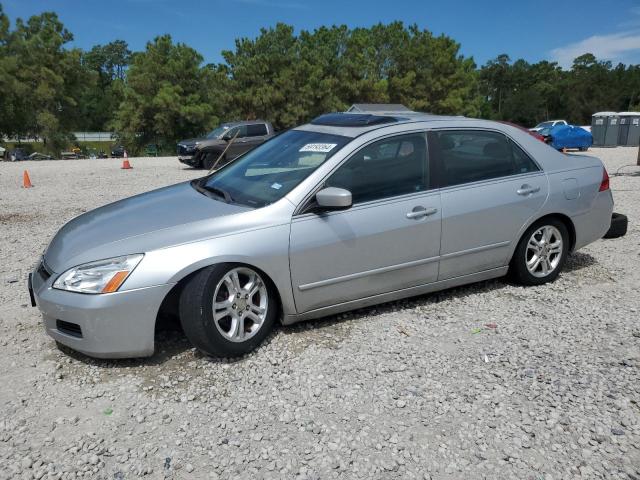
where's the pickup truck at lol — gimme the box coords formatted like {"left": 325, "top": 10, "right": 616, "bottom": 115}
{"left": 177, "top": 120, "right": 275, "bottom": 169}
{"left": 530, "top": 120, "right": 568, "bottom": 133}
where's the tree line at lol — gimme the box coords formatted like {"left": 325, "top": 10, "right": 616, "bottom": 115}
{"left": 1, "top": 4, "right": 640, "bottom": 154}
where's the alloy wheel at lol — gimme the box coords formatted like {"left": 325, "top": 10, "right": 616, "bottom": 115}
{"left": 212, "top": 267, "right": 268, "bottom": 342}
{"left": 525, "top": 225, "right": 563, "bottom": 278}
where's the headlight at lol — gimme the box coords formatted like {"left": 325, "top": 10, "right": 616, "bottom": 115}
{"left": 53, "top": 254, "right": 143, "bottom": 294}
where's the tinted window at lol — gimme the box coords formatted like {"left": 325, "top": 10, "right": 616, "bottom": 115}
{"left": 429, "top": 130, "right": 538, "bottom": 187}
{"left": 227, "top": 125, "right": 248, "bottom": 138}
{"left": 201, "top": 130, "right": 349, "bottom": 207}
{"left": 247, "top": 124, "right": 268, "bottom": 137}
{"left": 326, "top": 134, "right": 428, "bottom": 203}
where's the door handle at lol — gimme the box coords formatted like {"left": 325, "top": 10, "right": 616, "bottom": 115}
{"left": 517, "top": 184, "right": 540, "bottom": 196}
{"left": 406, "top": 206, "right": 438, "bottom": 219}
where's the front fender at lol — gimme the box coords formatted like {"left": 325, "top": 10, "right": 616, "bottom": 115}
{"left": 123, "top": 223, "right": 297, "bottom": 317}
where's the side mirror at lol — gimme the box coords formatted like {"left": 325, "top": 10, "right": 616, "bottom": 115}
{"left": 315, "top": 187, "right": 352, "bottom": 210}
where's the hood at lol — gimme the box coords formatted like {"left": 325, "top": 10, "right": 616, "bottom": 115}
{"left": 178, "top": 137, "right": 209, "bottom": 147}
{"left": 195, "top": 138, "right": 226, "bottom": 149}
{"left": 44, "top": 181, "right": 251, "bottom": 273}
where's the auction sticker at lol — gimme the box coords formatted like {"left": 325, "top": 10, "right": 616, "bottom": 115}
{"left": 299, "top": 143, "right": 337, "bottom": 153}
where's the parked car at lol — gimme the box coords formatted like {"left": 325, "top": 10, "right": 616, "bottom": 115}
{"left": 8, "top": 148, "right": 28, "bottom": 161}
{"left": 111, "top": 145, "right": 126, "bottom": 158}
{"left": 177, "top": 120, "right": 275, "bottom": 169}
{"left": 87, "top": 148, "right": 107, "bottom": 159}
{"left": 530, "top": 120, "right": 568, "bottom": 132}
{"left": 30, "top": 113, "right": 615, "bottom": 359}
{"left": 28, "top": 152, "right": 53, "bottom": 160}
{"left": 539, "top": 124, "right": 593, "bottom": 151}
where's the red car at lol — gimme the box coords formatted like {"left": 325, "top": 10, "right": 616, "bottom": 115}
{"left": 498, "top": 121, "right": 546, "bottom": 142}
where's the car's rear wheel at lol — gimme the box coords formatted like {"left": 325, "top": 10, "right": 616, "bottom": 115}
{"left": 510, "top": 219, "right": 569, "bottom": 286}
{"left": 179, "top": 264, "right": 276, "bottom": 357}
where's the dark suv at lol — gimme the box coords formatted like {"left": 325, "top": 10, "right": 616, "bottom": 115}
{"left": 177, "top": 120, "right": 275, "bottom": 169}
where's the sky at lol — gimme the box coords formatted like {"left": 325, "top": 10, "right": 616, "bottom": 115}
{"left": 3, "top": 0, "right": 640, "bottom": 69}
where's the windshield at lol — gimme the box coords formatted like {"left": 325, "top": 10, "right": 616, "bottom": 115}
{"left": 206, "top": 125, "right": 230, "bottom": 139}
{"left": 535, "top": 121, "right": 553, "bottom": 129}
{"left": 199, "top": 129, "right": 350, "bottom": 207}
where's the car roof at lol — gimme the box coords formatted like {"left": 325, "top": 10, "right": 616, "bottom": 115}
{"left": 295, "top": 112, "right": 472, "bottom": 138}
{"left": 222, "top": 120, "right": 269, "bottom": 127}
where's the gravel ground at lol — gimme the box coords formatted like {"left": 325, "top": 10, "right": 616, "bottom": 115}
{"left": 0, "top": 150, "right": 638, "bottom": 480}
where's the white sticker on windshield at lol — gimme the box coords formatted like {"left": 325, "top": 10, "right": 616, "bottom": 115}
{"left": 299, "top": 143, "right": 338, "bottom": 153}
{"left": 271, "top": 182, "right": 282, "bottom": 190}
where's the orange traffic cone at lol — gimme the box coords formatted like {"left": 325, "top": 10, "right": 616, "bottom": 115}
{"left": 121, "top": 151, "right": 132, "bottom": 170}
{"left": 22, "top": 170, "right": 33, "bottom": 188}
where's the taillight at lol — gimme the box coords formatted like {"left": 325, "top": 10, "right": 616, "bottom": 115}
{"left": 599, "top": 168, "right": 610, "bottom": 192}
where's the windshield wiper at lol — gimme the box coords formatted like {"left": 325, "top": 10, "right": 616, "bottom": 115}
{"left": 192, "top": 180, "right": 234, "bottom": 203}
{"left": 204, "top": 185, "right": 233, "bottom": 203}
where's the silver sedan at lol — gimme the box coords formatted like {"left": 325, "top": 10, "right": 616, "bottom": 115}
{"left": 30, "top": 113, "right": 614, "bottom": 358}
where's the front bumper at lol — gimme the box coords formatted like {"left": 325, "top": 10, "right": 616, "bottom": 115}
{"left": 31, "top": 264, "right": 174, "bottom": 359}
{"left": 178, "top": 154, "right": 199, "bottom": 166}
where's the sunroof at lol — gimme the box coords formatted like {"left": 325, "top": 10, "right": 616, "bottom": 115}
{"left": 310, "top": 113, "right": 400, "bottom": 127}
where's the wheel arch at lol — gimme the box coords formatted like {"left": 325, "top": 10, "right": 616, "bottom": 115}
{"left": 156, "top": 261, "right": 286, "bottom": 331}
{"left": 509, "top": 212, "right": 577, "bottom": 266}
{"left": 534, "top": 213, "right": 576, "bottom": 252}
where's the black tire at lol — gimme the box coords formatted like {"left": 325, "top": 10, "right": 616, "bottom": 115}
{"left": 603, "top": 213, "right": 628, "bottom": 239}
{"left": 510, "top": 218, "right": 569, "bottom": 286}
{"left": 179, "top": 264, "right": 277, "bottom": 357}
{"left": 202, "top": 151, "right": 223, "bottom": 171}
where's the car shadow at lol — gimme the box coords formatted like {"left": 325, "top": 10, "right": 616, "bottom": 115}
{"left": 564, "top": 251, "right": 598, "bottom": 273}
{"left": 61, "top": 251, "right": 600, "bottom": 368}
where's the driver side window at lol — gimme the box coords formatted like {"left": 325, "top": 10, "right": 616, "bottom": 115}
{"left": 226, "top": 125, "right": 248, "bottom": 139}
{"left": 325, "top": 133, "right": 429, "bottom": 204}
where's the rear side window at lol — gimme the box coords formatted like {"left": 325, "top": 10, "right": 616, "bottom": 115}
{"left": 247, "top": 124, "right": 268, "bottom": 137}
{"left": 326, "top": 133, "right": 428, "bottom": 203}
{"left": 429, "top": 130, "right": 539, "bottom": 187}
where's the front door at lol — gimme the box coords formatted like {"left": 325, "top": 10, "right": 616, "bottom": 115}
{"left": 226, "top": 125, "right": 249, "bottom": 159}
{"left": 234, "top": 123, "right": 269, "bottom": 156}
{"left": 289, "top": 133, "right": 442, "bottom": 314}
{"left": 428, "top": 129, "right": 548, "bottom": 280}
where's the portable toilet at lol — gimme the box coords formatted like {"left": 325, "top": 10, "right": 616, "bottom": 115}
{"left": 619, "top": 112, "right": 640, "bottom": 146}
{"left": 618, "top": 113, "right": 631, "bottom": 145}
{"left": 591, "top": 112, "right": 614, "bottom": 146}
{"left": 603, "top": 113, "right": 620, "bottom": 146}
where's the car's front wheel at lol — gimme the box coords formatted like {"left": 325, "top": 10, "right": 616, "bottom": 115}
{"left": 510, "top": 219, "right": 569, "bottom": 286}
{"left": 179, "top": 264, "right": 276, "bottom": 357}
{"left": 202, "top": 152, "right": 223, "bottom": 171}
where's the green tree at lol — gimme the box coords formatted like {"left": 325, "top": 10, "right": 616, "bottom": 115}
{"left": 79, "top": 40, "right": 131, "bottom": 130}
{"left": 113, "top": 35, "right": 214, "bottom": 151}
{"left": 1, "top": 10, "right": 89, "bottom": 152}
{"left": 222, "top": 24, "right": 305, "bottom": 129}
{"left": 386, "top": 24, "right": 480, "bottom": 116}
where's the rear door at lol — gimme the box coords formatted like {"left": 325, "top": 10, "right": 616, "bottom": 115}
{"left": 289, "top": 133, "right": 442, "bottom": 313}
{"left": 429, "top": 129, "right": 548, "bottom": 280}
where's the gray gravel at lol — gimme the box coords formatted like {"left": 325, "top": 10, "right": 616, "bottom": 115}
{"left": 0, "top": 150, "right": 638, "bottom": 479}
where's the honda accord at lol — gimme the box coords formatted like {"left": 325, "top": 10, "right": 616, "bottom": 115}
{"left": 30, "top": 113, "right": 614, "bottom": 358}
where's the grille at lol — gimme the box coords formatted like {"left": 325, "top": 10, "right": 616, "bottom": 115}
{"left": 56, "top": 320, "right": 83, "bottom": 338}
